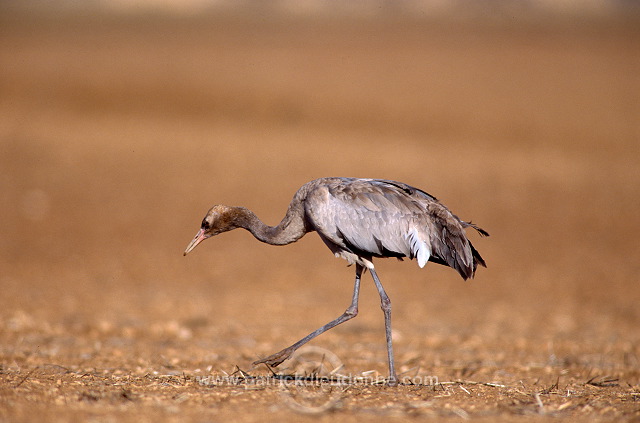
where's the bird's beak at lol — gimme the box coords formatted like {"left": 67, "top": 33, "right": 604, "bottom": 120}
{"left": 184, "top": 228, "right": 207, "bottom": 256}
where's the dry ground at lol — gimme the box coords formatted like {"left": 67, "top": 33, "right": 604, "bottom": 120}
{"left": 1, "top": 9, "right": 639, "bottom": 422}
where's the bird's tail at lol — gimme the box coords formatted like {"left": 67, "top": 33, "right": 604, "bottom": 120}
{"left": 430, "top": 222, "right": 488, "bottom": 281}
{"left": 462, "top": 221, "right": 488, "bottom": 279}
{"left": 463, "top": 221, "right": 490, "bottom": 237}
{"left": 469, "top": 241, "right": 487, "bottom": 274}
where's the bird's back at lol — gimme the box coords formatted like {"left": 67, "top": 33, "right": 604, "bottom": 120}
{"left": 300, "top": 177, "right": 487, "bottom": 279}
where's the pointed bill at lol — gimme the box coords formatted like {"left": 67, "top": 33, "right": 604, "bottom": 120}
{"left": 184, "top": 228, "right": 207, "bottom": 256}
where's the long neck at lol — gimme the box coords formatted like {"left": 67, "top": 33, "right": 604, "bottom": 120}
{"left": 233, "top": 200, "right": 308, "bottom": 246}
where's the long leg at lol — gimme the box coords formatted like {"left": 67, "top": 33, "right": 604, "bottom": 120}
{"left": 253, "top": 264, "right": 364, "bottom": 368}
{"left": 369, "top": 267, "right": 398, "bottom": 386}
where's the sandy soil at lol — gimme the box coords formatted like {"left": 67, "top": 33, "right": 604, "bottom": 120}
{"left": 1, "top": 9, "right": 639, "bottom": 422}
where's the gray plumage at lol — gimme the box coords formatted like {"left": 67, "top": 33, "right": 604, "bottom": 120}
{"left": 184, "top": 177, "right": 488, "bottom": 385}
{"left": 303, "top": 177, "right": 487, "bottom": 278}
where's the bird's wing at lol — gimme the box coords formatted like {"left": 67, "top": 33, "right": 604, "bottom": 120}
{"left": 304, "top": 179, "right": 436, "bottom": 265}
{"left": 371, "top": 179, "right": 487, "bottom": 278}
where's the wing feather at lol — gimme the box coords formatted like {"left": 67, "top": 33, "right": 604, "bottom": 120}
{"left": 303, "top": 177, "right": 487, "bottom": 279}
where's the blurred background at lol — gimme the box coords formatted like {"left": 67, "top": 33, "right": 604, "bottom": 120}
{"left": 0, "top": 0, "right": 639, "bottom": 409}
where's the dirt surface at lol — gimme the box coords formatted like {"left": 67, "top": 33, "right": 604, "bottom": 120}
{"left": 1, "top": 9, "right": 639, "bottom": 422}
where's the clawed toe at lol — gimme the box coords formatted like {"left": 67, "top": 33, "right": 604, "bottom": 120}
{"left": 253, "top": 348, "right": 294, "bottom": 367}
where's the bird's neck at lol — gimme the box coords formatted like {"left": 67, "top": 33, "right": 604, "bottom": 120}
{"left": 233, "top": 203, "right": 308, "bottom": 246}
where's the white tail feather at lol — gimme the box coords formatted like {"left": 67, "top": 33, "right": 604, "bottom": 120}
{"left": 406, "top": 228, "right": 431, "bottom": 268}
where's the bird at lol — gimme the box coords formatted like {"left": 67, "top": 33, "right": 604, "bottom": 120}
{"left": 183, "top": 177, "right": 488, "bottom": 385}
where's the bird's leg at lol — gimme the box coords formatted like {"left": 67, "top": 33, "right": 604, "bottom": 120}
{"left": 253, "top": 264, "right": 363, "bottom": 368}
{"left": 369, "top": 267, "right": 398, "bottom": 386}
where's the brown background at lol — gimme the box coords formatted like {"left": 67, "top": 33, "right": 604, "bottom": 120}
{"left": 1, "top": 6, "right": 639, "bottom": 422}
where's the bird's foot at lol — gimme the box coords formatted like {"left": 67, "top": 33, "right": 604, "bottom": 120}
{"left": 386, "top": 375, "right": 399, "bottom": 387}
{"left": 253, "top": 347, "right": 296, "bottom": 368}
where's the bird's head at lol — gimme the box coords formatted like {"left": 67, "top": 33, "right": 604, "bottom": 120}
{"left": 183, "top": 205, "right": 241, "bottom": 255}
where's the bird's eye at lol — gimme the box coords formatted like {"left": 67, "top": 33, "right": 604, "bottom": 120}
{"left": 201, "top": 220, "right": 210, "bottom": 230}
